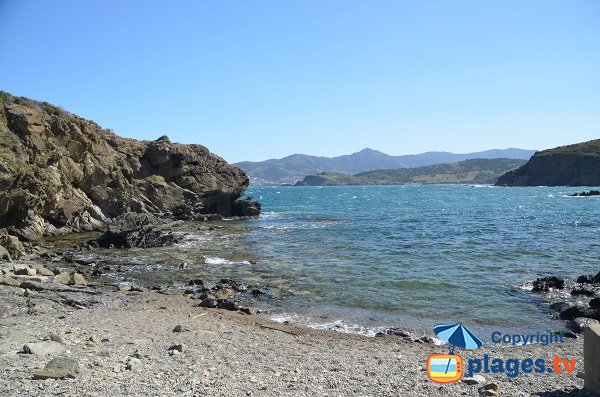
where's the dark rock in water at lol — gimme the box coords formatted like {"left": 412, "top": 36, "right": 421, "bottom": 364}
{"left": 0, "top": 91, "right": 254, "bottom": 241}
{"left": 577, "top": 271, "right": 600, "bottom": 284}
{"left": 199, "top": 297, "right": 217, "bottom": 308}
{"left": 590, "top": 297, "right": 600, "bottom": 309}
{"left": 219, "top": 279, "right": 246, "bottom": 292}
{"left": 571, "top": 190, "right": 600, "bottom": 197}
{"left": 385, "top": 328, "right": 412, "bottom": 338}
{"left": 549, "top": 301, "right": 567, "bottom": 310}
{"left": 252, "top": 288, "right": 268, "bottom": 296}
{"left": 571, "top": 286, "right": 597, "bottom": 296}
{"left": 231, "top": 197, "right": 261, "bottom": 217}
{"left": 90, "top": 214, "right": 178, "bottom": 248}
{"left": 216, "top": 299, "right": 240, "bottom": 311}
{"left": 560, "top": 304, "right": 600, "bottom": 321}
{"left": 532, "top": 276, "right": 564, "bottom": 292}
{"left": 188, "top": 278, "right": 204, "bottom": 288}
{"left": 559, "top": 304, "right": 586, "bottom": 320}
{"left": 214, "top": 288, "right": 235, "bottom": 300}
{"left": 375, "top": 332, "right": 386, "bottom": 337}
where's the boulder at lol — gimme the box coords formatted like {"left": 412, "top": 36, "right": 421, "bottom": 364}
{"left": 231, "top": 198, "right": 261, "bottom": 217}
{"left": 0, "top": 246, "right": 11, "bottom": 262}
{"left": 559, "top": 304, "right": 587, "bottom": 320}
{"left": 0, "top": 232, "right": 24, "bottom": 259}
{"left": 13, "top": 265, "right": 36, "bottom": 276}
{"left": 217, "top": 299, "right": 241, "bottom": 311}
{"left": 199, "top": 297, "right": 217, "bottom": 308}
{"left": 72, "top": 273, "right": 87, "bottom": 285}
{"left": 590, "top": 297, "right": 600, "bottom": 309}
{"left": 23, "top": 341, "right": 66, "bottom": 355}
{"left": 0, "top": 275, "right": 21, "bottom": 287}
{"left": 532, "top": 276, "right": 564, "bottom": 292}
{"left": 33, "top": 357, "right": 79, "bottom": 379}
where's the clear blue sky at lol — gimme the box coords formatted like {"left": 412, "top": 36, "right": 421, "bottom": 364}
{"left": 1, "top": 1, "right": 598, "bottom": 163}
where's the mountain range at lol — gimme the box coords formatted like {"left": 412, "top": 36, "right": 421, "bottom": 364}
{"left": 295, "top": 158, "right": 527, "bottom": 186}
{"left": 234, "top": 148, "right": 537, "bottom": 184}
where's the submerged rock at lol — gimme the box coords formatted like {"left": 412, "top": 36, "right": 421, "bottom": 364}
{"left": 571, "top": 190, "right": 600, "bottom": 197}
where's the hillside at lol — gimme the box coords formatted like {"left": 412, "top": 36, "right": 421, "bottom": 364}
{"left": 235, "top": 148, "right": 536, "bottom": 184}
{"left": 295, "top": 158, "right": 527, "bottom": 186}
{"left": 496, "top": 139, "right": 600, "bottom": 186}
{"left": 0, "top": 91, "right": 254, "bottom": 242}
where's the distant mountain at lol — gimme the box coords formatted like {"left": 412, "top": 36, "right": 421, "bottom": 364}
{"left": 296, "top": 158, "right": 527, "bottom": 186}
{"left": 235, "top": 148, "right": 536, "bottom": 184}
{"left": 496, "top": 139, "right": 600, "bottom": 186}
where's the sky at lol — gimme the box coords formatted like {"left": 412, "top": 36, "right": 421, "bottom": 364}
{"left": 0, "top": 1, "right": 599, "bottom": 163}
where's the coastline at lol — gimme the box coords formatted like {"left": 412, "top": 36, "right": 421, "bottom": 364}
{"left": 0, "top": 260, "right": 590, "bottom": 396}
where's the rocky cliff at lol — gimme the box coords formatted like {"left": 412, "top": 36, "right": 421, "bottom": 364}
{"left": 0, "top": 91, "right": 256, "bottom": 244}
{"left": 495, "top": 139, "right": 600, "bottom": 186}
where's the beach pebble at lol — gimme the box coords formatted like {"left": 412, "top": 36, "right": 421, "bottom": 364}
{"left": 240, "top": 307, "right": 258, "bottom": 315}
{"left": 462, "top": 374, "right": 485, "bottom": 385}
{"left": 478, "top": 383, "right": 500, "bottom": 396}
{"left": 199, "top": 297, "right": 217, "bottom": 308}
{"left": 168, "top": 344, "right": 184, "bottom": 353}
{"left": 217, "top": 299, "right": 240, "bottom": 311}
{"left": 53, "top": 273, "right": 71, "bottom": 285}
{"left": 125, "top": 357, "right": 144, "bottom": 371}
{"left": 172, "top": 325, "right": 190, "bottom": 333}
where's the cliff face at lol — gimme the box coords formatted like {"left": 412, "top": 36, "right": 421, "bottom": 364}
{"left": 495, "top": 139, "right": 600, "bottom": 187}
{"left": 0, "top": 91, "right": 251, "bottom": 241}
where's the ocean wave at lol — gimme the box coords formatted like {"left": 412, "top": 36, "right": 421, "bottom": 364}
{"left": 269, "top": 313, "right": 382, "bottom": 337}
{"left": 204, "top": 257, "right": 251, "bottom": 265}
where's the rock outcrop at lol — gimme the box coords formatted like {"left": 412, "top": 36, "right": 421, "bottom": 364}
{"left": 0, "top": 91, "right": 257, "bottom": 243}
{"left": 495, "top": 139, "right": 600, "bottom": 186}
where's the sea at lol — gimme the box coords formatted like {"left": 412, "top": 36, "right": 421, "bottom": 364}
{"left": 73, "top": 185, "right": 600, "bottom": 337}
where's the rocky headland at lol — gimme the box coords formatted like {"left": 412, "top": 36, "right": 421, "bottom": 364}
{"left": 496, "top": 139, "right": 600, "bottom": 186}
{"left": 0, "top": 91, "right": 259, "bottom": 259}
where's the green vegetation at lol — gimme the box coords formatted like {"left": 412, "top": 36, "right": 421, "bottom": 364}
{"left": 295, "top": 158, "right": 527, "bottom": 186}
{"left": 145, "top": 175, "right": 166, "bottom": 184}
{"left": 538, "top": 139, "right": 600, "bottom": 156}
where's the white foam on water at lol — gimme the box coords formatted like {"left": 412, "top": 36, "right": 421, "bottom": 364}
{"left": 204, "top": 257, "right": 251, "bottom": 265}
{"left": 269, "top": 313, "right": 384, "bottom": 337}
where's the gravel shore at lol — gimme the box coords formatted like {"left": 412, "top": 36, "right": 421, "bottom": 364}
{"left": 0, "top": 261, "right": 594, "bottom": 397}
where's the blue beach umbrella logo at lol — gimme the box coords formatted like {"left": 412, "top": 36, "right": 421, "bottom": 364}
{"left": 433, "top": 323, "right": 483, "bottom": 354}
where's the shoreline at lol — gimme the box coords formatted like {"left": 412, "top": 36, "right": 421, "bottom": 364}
{"left": 0, "top": 260, "right": 591, "bottom": 396}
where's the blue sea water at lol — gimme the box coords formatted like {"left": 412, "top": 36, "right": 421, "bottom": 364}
{"left": 93, "top": 185, "right": 600, "bottom": 336}
{"left": 237, "top": 185, "right": 600, "bottom": 335}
